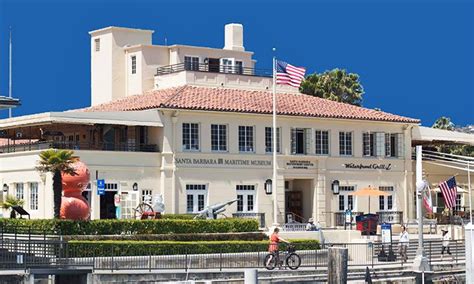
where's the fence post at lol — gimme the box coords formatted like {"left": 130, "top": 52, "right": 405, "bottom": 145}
{"left": 219, "top": 248, "right": 222, "bottom": 271}
{"left": 429, "top": 240, "right": 432, "bottom": 265}
{"left": 455, "top": 239, "right": 458, "bottom": 263}
{"left": 185, "top": 248, "right": 188, "bottom": 272}
{"left": 111, "top": 245, "right": 114, "bottom": 272}
{"left": 149, "top": 248, "right": 152, "bottom": 272}
{"left": 328, "top": 247, "right": 348, "bottom": 284}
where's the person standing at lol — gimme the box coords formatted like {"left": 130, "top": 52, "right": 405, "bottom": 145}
{"left": 441, "top": 229, "right": 452, "bottom": 260}
{"left": 398, "top": 225, "right": 409, "bottom": 262}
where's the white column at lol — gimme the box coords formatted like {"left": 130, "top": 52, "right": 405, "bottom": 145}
{"left": 466, "top": 223, "right": 474, "bottom": 284}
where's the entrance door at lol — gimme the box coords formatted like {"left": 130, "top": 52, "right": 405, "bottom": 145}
{"left": 285, "top": 191, "right": 303, "bottom": 222}
{"left": 100, "top": 191, "right": 117, "bottom": 219}
{"left": 120, "top": 191, "right": 139, "bottom": 219}
{"left": 208, "top": 58, "right": 220, "bottom": 72}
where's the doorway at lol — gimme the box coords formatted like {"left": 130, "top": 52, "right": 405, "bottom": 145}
{"left": 284, "top": 179, "right": 314, "bottom": 223}
{"left": 208, "top": 58, "right": 220, "bottom": 72}
{"left": 100, "top": 191, "right": 117, "bottom": 219}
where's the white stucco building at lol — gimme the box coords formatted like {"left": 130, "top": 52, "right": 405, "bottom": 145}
{"left": 0, "top": 24, "right": 472, "bottom": 227}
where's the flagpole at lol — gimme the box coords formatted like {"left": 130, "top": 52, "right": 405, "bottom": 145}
{"left": 469, "top": 161, "right": 472, "bottom": 225}
{"left": 9, "top": 27, "right": 13, "bottom": 118}
{"left": 272, "top": 54, "right": 278, "bottom": 225}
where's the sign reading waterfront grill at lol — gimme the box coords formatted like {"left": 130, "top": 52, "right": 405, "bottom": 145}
{"left": 175, "top": 157, "right": 272, "bottom": 168}
{"left": 344, "top": 163, "right": 392, "bottom": 171}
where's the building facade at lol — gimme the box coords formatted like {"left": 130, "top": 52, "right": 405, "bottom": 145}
{"left": 0, "top": 24, "right": 471, "bottom": 226}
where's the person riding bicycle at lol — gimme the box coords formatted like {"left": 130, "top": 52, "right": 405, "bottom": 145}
{"left": 267, "top": 227, "right": 290, "bottom": 267}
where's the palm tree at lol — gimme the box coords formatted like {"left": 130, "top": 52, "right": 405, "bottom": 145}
{"left": 1, "top": 195, "right": 24, "bottom": 218}
{"left": 432, "top": 116, "right": 455, "bottom": 130}
{"left": 36, "top": 149, "right": 78, "bottom": 218}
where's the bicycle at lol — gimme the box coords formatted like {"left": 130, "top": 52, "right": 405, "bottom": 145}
{"left": 264, "top": 244, "right": 301, "bottom": 270}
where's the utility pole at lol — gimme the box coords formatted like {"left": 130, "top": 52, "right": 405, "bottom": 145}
{"left": 8, "top": 27, "right": 13, "bottom": 118}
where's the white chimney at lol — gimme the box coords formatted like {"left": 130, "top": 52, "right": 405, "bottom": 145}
{"left": 224, "top": 23, "right": 244, "bottom": 51}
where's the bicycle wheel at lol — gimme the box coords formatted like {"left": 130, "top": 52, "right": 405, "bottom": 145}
{"left": 286, "top": 253, "right": 301, "bottom": 270}
{"left": 264, "top": 253, "right": 277, "bottom": 270}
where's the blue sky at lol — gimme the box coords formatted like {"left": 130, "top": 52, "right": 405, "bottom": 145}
{"left": 0, "top": 0, "right": 473, "bottom": 126}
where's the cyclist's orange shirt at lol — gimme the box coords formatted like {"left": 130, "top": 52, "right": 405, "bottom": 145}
{"left": 268, "top": 233, "right": 279, "bottom": 252}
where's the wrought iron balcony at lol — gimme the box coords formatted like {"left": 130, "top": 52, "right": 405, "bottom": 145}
{"left": 156, "top": 63, "right": 272, "bottom": 78}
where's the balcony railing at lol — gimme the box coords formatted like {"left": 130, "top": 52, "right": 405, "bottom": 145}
{"left": 376, "top": 211, "right": 403, "bottom": 224}
{"left": 156, "top": 63, "right": 272, "bottom": 78}
{"left": 232, "top": 212, "right": 265, "bottom": 228}
{"left": 0, "top": 140, "right": 159, "bottom": 153}
{"left": 334, "top": 211, "right": 364, "bottom": 227}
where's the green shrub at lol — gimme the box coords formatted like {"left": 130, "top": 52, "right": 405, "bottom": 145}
{"left": 67, "top": 239, "right": 320, "bottom": 257}
{"left": 0, "top": 218, "right": 258, "bottom": 235}
{"left": 63, "top": 232, "right": 266, "bottom": 241}
{"left": 160, "top": 214, "right": 195, "bottom": 220}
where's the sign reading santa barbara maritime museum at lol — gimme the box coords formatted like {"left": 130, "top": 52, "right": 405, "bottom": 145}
{"left": 175, "top": 157, "right": 272, "bottom": 168}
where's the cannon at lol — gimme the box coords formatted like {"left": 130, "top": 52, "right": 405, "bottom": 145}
{"left": 194, "top": 199, "right": 238, "bottom": 219}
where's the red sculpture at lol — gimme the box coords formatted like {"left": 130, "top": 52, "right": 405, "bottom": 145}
{"left": 60, "top": 160, "right": 91, "bottom": 220}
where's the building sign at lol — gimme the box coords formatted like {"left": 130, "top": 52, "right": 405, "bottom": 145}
{"left": 97, "top": 179, "right": 105, "bottom": 195}
{"left": 175, "top": 157, "right": 271, "bottom": 168}
{"left": 381, "top": 223, "right": 392, "bottom": 244}
{"left": 285, "top": 160, "right": 316, "bottom": 170}
{"left": 343, "top": 163, "right": 392, "bottom": 171}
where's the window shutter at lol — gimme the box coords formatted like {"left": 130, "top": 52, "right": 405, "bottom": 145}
{"left": 396, "top": 133, "right": 404, "bottom": 157}
{"left": 305, "top": 128, "right": 312, "bottom": 154}
{"left": 291, "top": 128, "right": 296, "bottom": 154}
{"left": 376, "top": 132, "right": 385, "bottom": 157}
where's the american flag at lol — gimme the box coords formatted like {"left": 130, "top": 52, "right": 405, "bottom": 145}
{"left": 439, "top": 176, "right": 457, "bottom": 209}
{"left": 276, "top": 60, "right": 306, "bottom": 88}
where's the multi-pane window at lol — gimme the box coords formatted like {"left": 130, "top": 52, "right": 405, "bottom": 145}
{"left": 141, "top": 189, "right": 153, "bottom": 202}
{"left": 265, "top": 127, "right": 281, "bottom": 153}
{"left": 339, "top": 132, "right": 352, "bottom": 156}
{"left": 385, "top": 133, "right": 404, "bottom": 157}
{"left": 186, "top": 184, "right": 207, "bottom": 213}
{"left": 363, "top": 132, "right": 376, "bottom": 156}
{"left": 291, "top": 128, "right": 311, "bottom": 155}
{"left": 29, "top": 182, "right": 38, "bottom": 210}
{"left": 238, "top": 126, "right": 254, "bottom": 152}
{"left": 315, "top": 130, "right": 329, "bottom": 155}
{"left": 338, "top": 186, "right": 355, "bottom": 211}
{"left": 104, "top": 183, "right": 119, "bottom": 190}
{"left": 455, "top": 194, "right": 462, "bottom": 211}
{"left": 131, "top": 56, "right": 137, "bottom": 74}
{"left": 184, "top": 56, "right": 199, "bottom": 71}
{"left": 94, "top": 38, "right": 100, "bottom": 52}
{"left": 379, "top": 186, "right": 394, "bottom": 211}
{"left": 211, "top": 124, "right": 227, "bottom": 152}
{"left": 182, "top": 123, "right": 200, "bottom": 151}
{"left": 15, "top": 183, "right": 24, "bottom": 200}
{"left": 235, "top": 61, "right": 243, "bottom": 74}
{"left": 236, "top": 185, "right": 256, "bottom": 212}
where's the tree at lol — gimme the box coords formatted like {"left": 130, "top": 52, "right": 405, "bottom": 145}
{"left": 36, "top": 149, "right": 78, "bottom": 218}
{"left": 1, "top": 195, "right": 24, "bottom": 218}
{"left": 300, "top": 68, "right": 364, "bottom": 106}
{"left": 432, "top": 116, "right": 454, "bottom": 131}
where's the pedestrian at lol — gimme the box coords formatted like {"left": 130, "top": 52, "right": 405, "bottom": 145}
{"left": 306, "top": 218, "right": 317, "bottom": 231}
{"left": 398, "top": 225, "right": 409, "bottom": 262}
{"left": 441, "top": 229, "right": 452, "bottom": 260}
{"left": 266, "top": 227, "right": 290, "bottom": 268}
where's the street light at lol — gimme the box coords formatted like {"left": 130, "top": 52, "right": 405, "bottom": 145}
{"left": 332, "top": 180, "right": 340, "bottom": 195}
{"left": 2, "top": 184, "right": 8, "bottom": 193}
{"left": 132, "top": 183, "right": 138, "bottom": 191}
{"left": 265, "top": 179, "right": 272, "bottom": 195}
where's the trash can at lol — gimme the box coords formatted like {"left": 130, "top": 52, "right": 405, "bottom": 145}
{"left": 356, "top": 214, "right": 379, "bottom": 235}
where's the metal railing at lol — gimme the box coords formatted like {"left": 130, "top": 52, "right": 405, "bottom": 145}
{"left": 0, "top": 226, "right": 466, "bottom": 271}
{"left": 334, "top": 211, "right": 364, "bottom": 227}
{"left": 232, "top": 213, "right": 265, "bottom": 228}
{"left": 156, "top": 63, "right": 272, "bottom": 78}
{"left": 376, "top": 211, "right": 403, "bottom": 224}
{"left": 0, "top": 140, "right": 159, "bottom": 153}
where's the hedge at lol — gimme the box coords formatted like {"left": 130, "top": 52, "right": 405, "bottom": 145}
{"left": 67, "top": 239, "right": 320, "bottom": 257}
{"left": 63, "top": 232, "right": 266, "bottom": 242}
{"left": 0, "top": 218, "right": 259, "bottom": 235}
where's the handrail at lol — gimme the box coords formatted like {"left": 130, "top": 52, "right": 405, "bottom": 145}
{"left": 0, "top": 140, "right": 159, "bottom": 153}
{"left": 156, "top": 62, "right": 272, "bottom": 78}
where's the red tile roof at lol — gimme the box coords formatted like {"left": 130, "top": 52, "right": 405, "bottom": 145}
{"left": 84, "top": 85, "right": 420, "bottom": 123}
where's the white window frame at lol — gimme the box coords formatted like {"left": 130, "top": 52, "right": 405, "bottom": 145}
{"left": 15, "top": 183, "right": 24, "bottom": 200}
{"left": 131, "top": 55, "right": 137, "bottom": 74}
{"left": 211, "top": 124, "right": 228, "bottom": 152}
{"left": 378, "top": 186, "right": 395, "bottom": 211}
{"left": 182, "top": 123, "right": 200, "bottom": 151}
{"left": 29, "top": 182, "right": 39, "bottom": 211}
{"left": 265, "top": 127, "right": 281, "bottom": 154}
{"left": 236, "top": 185, "right": 256, "bottom": 213}
{"left": 238, "top": 126, "right": 255, "bottom": 153}
{"left": 184, "top": 56, "right": 200, "bottom": 71}
{"left": 291, "top": 128, "right": 311, "bottom": 155}
{"left": 338, "top": 186, "right": 356, "bottom": 211}
{"left": 120, "top": 191, "right": 140, "bottom": 219}
{"left": 186, "top": 184, "right": 208, "bottom": 213}
{"left": 339, "top": 132, "right": 353, "bottom": 156}
{"left": 141, "top": 189, "right": 153, "bottom": 202}
{"left": 315, "top": 130, "right": 329, "bottom": 155}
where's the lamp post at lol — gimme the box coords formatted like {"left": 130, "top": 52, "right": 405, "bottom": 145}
{"left": 413, "top": 145, "right": 430, "bottom": 274}
{"left": 332, "top": 180, "right": 340, "bottom": 195}
{"left": 265, "top": 179, "right": 273, "bottom": 195}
